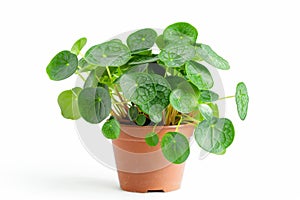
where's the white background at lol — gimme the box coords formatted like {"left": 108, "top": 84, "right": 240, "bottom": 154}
{"left": 1, "top": 0, "right": 299, "bottom": 199}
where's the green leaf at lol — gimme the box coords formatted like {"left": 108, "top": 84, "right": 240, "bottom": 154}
{"left": 128, "top": 106, "right": 138, "bottom": 121}
{"left": 165, "top": 76, "right": 186, "bottom": 90}
{"left": 127, "top": 28, "right": 157, "bottom": 52}
{"left": 85, "top": 40, "right": 131, "bottom": 67}
{"left": 163, "top": 22, "right": 198, "bottom": 44}
{"left": 145, "top": 132, "right": 159, "bottom": 146}
{"left": 101, "top": 117, "right": 120, "bottom": 139}
{"left": 78, "top": 87, "right": 111, "bottom": 124}
{"left": 195, "top": 44, "right": 230, "bottom": 70}
{"left": 78, "top": 58, "right": 97, "bottom": 73}
{"left": 131, "top": 49, "right": 152, "bottom": 56}
{"left": 170, "top": 88, "right": 198, "bottom": 113}
{"left": 129, "top": 55, "right": 158, "bottom": 65}
{"left": 194, "top": 118, "right": 235, "bottom": 154}
{"left": 161, "top": 132, "right": 190, "bottom": 164}
{"left": 158, "top": 43, "right": 195, "bottom": 67}
{"left": 139, "top": 74, "right": 171, "bottom": 114}
{"left": 207, "top": 103, "right": 219, "bottom": 118}
{"left": 83, "top": 67, "right": 106, "bottom": 88}
{"left": 57, "top": 87, "right": 82, "bottom": 120}
{"left": 149, "top": 104, "right": 163, "bottom": 123}
{"left": 186, "top": 61, "right": 214, "bottom": 90}
{"left": 46, "top": 50, "right": 78, "bottom": 81}
{"left": 199, "top": 90, "right": 219, "bottom": 102}
{"left": 156, "top": 34, "right": 166, "bottom": 49}
{"left": 120, "top": 72, "right": 156, "bottom": 105}
{"left": 199, "top": 104, "right": 213, "bottom": 121}
{"left": 235, "top": 82, "right": 249, "bottom": 120}
{"left": 136, "top": 114, "right": 146, "bottom": 126}
{"left": 71, "top": 37, "right": 87, "bottom": 55}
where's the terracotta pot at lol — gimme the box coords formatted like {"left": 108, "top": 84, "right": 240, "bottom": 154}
{"left": 112, "top": 124, "right": 194, "bottom": 193}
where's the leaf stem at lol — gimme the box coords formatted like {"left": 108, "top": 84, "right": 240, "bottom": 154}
{"left": 175, "top": 116, "right": 183, "bottom": 132}
{"left": 77, "top": 73, "right": 86, "bottom": 82}
{"left": 218, "top": 95, "right": 235, "bottom": 101}
{"left": 181, "top": 113, "right": 200, "bottom": 123}
{"left": 106, "top": 66, "right": 112, "bottom": 80}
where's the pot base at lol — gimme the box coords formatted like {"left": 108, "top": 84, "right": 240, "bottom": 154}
{"left": 117, "top": 163, "right": 185, "bottom": 193}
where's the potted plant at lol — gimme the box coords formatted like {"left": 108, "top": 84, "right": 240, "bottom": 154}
{"left": 46, "top": 22, "right": 249, "bottom": 193}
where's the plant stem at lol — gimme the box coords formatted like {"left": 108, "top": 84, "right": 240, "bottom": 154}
{"left": 218, "top": 95, "right": 235, "bottom": 101}
{"left": 181, "top": 113, "right": 200, "bottom": 123}
{"left": 175, "top": 116, "right": 183, "bottom": 132}
{"left": 77, "top": 73, "right": 86, "bottom": 82}
{"left": 113, "top": 101, "right": 130, "bottom": 105}
{"left": 106, "top": 66, "right": 112, "bottom": 80}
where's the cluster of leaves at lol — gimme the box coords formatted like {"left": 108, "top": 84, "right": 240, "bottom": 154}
{"left": 46, "top": 22, "right": 249, "bottom": 164}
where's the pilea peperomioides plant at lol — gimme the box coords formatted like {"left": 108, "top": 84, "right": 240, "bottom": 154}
{"left": 47, "top": 22, "right": 249, "bottom": 164}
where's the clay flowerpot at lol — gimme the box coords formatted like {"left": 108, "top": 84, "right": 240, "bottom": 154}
{"left": 112, "top": 124, "right": 194, "bottom": 193}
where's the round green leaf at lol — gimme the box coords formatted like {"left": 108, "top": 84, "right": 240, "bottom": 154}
{"left": 145, "top": 132, "right": 159, "bottom": 146}
{"left": 235, "top": 82, "right": 249, "bottom": 120}
{"left": 158, "top": 43, "right": 195, "bottom": 67}
{"left": 186, "top": 61, "right": 214, "bottom": 90}
{"left": 161, "top": 132, "right": 190, "bottom": 164}
{"left": 194, "top": 118, "right": 235, "bottom": 154}
{"left": 129, "top": 55, "right": 158, "bottom": 65}
{"left": 195, "top": 43, "right": 230, "bottom": 70}
{"left": 206, "top": 103, "right": 219, "bottom": 118}
{"left": 139, "top": 74, "right": 171, "bottom": 114}
{"left": 128, "top": 106, "right": 138, "bottom": 121}
{"left": 83, "top": 67, "right": 106, "bottom": 88}
{"left": 127, "top": 28, "right": 157, "bottom": 52}
{"left": 102, "top": 117, "right": 120, "bottom": 139}
{"left": 78, "top": 87, "right": 111, "bottom": 124}
{"left": 155, "top": 34, "right": 166, "bottom": 49}
{"left": 135, "top": 114, "right": 146, "bottom": 126}
{"left": 120, "top": 72, "right": 156, "bottom": 105}
{"left": 149, "top": 104, "right": 163, "bottom": 123}
{"left": 131, "top": 49, "right": 152, "bottom": 56}
{"left": 46, "top": 50, "right": 78, "bottom": 81}
{"left": 163, "top": 22, "right": 198, "bottom": 44}
{"left": 199, "top": 104, "right": 213, "bottom": 121}
{"left": 57, "top": 87, "right": 82, "bottom": 120}
{"left": 170, "top": 88, "right": 198, "bottom": 113}
{"left": 78, "top": 58, "right": 97, "bottom": 73}
{"left": 85, "top": 40, "right": 131, "bottom": 67}
{"left": 166, "top": 76, "right": 186, "bottom": 90}
{"left": 71, "top": 37, "right": 87, "bottom": 55}
{"left": 199, "top": 90, "right": 219, "bottom": 102}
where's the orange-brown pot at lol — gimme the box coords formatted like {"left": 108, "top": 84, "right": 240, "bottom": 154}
{"left": 112, "top": 124, "right": 194, "bottom": 193}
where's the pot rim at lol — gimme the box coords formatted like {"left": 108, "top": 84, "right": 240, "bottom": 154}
{"left": 119, "top": 123, "right": 196, "bottom": 129}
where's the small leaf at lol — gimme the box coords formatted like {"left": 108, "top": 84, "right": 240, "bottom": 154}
{"left": 128, "top": 106, "right": 138, "bottom": 121}
{"left": 129, "top": 55, "right": 158, "bottom": 65}
{"left": 155, "top": 34, "right": 166, "bottom": 49}
{"left": 186, "top": 61, "right": 214, "bottom": 90}
{"left": 170, "top": 88, "right": 198, "bottom": 113}
{"left": 235, "top": 82, "right": 249, "bottom": 120}
{"left": 165, "top": 76, "right": 186, "bottom": 90}
{"left": 199, "top": 90, "right": 219, "bottom": 102}
{"left": 71, "top": 37, "right": 87, "bottom": 55}
{"left": 57, "top": 87, "right": 82, "bottom": 120}
{"left": 145, "top": 132, "right": 159, "bottom": 146}
{"left": 194, "top": 118, "right": 235, "bottom": 154}
{"left": 158, "top": 43, "right": 195, "bottom": 67}
{"left": 127, "top": 28, "right": 157, "bottom": 52}
{"left": 161, "top": 132, "right": 190, "bottom": 164}
{"left": 78, "top": 87, "right": 111, "bottom": 124}
{"left": 78, "top": 58, "right": 97, "bottom": 73}
{"left": 85, "top": 40, "right": 131, "bottom": 67}
{"left": 163, "top": 22, "right": 198, "bottom": 44}
{"left": 131, "top": 49, "right": 152, "bottom": 56}
{"left": 199, "top": 104, "right": 213, "bottom": 121}
{"left": 195, "top": 44, "right": 230, "bottom": 70}
{"left": 139, "top": 74, "right": 171, "bottom": 114}
{"left": 149, "top": 104, "right": 163, "bottom": 123}
{"left": 83, "top": 67, "right": 106, "bottom": 88}
{"left": 135, "top": 114, "right": 146, "bottom": 126}
{"left": 207, "top": 103, "right": 219, "bottom": 118}
{"left": 46, "top": 50, "right": 78, "bottom": 81}
{"left": 120, "top": 72, "right": 156, "bottom": 105}
{"left": 102, "top": 117, "right": 120, "bottom": 139}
